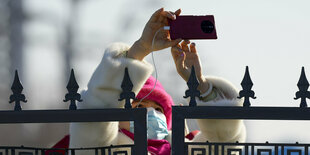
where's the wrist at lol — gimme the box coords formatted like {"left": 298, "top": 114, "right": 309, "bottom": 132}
{"left": 127, "top": 40, "right": 150, "bottom": 61}
{"left": 197, "top": 76, "right": 210, "bottom": 94}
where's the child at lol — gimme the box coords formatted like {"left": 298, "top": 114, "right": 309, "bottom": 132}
{"left": 67, "top": 8, "right": 246, "bottom": 155}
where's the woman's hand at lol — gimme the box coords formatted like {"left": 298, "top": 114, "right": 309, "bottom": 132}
{"left": 127, "top": 8, "right": 182, "bottom": 61}
{"left": 171, "top": 41, "right": 210, "bottom": 93}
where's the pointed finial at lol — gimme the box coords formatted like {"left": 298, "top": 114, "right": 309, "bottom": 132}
{"left": 119, "top": 68, "right": 136, "bottom": 109}
{"left": 9, "top": 70, "right": 27, "bottom": 111}
{"left": 184, "top": 66, "right": 200, "bottom": 107}
{"left": 294, "top": 67, "right": 310, "bottom": 108}
{"left": 63, "top": 69, "right": 83, "bottom": 110}
{"left": 237, "top": 66, "right": 256, "bottom": 107}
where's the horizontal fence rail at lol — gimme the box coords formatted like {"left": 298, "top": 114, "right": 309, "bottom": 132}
{"left": 0, "top": 144, "right": 134, "bottom": 155}
{"left": 185, "top": 142, "right": 310, "bottom": 155}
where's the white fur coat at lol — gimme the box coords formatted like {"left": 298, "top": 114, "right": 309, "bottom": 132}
{"left": 69, "top": 43, "right": 246, "bottom": 155}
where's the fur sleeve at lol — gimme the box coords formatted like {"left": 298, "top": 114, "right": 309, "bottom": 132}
{"left": 78, "top": 42, "right": 153, "bottom": 109}
{"left": 192, "top": 76, "right": 246, "bottom": 143}
{"left": 69, "top": 43, "right": 153, "bottom": 152}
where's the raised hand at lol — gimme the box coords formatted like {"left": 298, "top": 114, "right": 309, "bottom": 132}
{"left": 171, "top": 40, "right": 210, "bottom": 93}
{"left": 128, "top": 8, "right": 182, "bottom": 61}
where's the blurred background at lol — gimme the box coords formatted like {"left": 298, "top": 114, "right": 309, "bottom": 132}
{"left": 0, "top": 0, "right": 310, "bottom": 147}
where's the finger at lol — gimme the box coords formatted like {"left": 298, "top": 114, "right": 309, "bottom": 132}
{"left": 168, "top": 9, "right": 181, "bottom": 19}
{"left": 171, "top": 46, "right": 185, "bottom": 69}
{"left": 149, "top": 8, "right": 164, "bottom": 22}
{"left": 171, "top": 46, "right": 180, "bottom": 61}
{"left": 174, "top": 9, "right": 181, "bottom": 16}
{"left": 161, "top": 11, "right": 176, "bottom": 20}
{"left": 181, "top": 40, "right": 190, "bottom": 52}
{"left": 171, "top": 45, "right": 184, "bottom": 60}
{"left": 165, "top": 38, "right": 182, "bottom": 48}
{"left": 190, "top": 42, "right": 197, "bottom": 53}
{"left": 158, "top": 15, "right": 165, "bottom": 23}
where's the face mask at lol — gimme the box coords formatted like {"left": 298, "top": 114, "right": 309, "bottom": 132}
{"left": 130, "top": 107, "right": 169, "bottom": 140}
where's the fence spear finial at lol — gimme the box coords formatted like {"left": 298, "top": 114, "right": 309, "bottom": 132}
{"left": 63, "top": 69, "right": 82, "bottom": 110}
{"left": 184, "top": 66, "right": 200, "bottom": 107}
{"left": 238, "top": 66, "right": 256, "bottom": 107}
{"left": 119, "top": 68, "right": 136, "bottom": 109}
{"left": 9, "top": 70, "right": 27, "bottom": 111}
{"left": 294, "top": 67, "right": 310, "bottom": 108}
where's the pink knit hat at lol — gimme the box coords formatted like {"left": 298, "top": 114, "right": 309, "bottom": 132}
{"left": 136, "top": 76, "right": 174, "bottom": 130}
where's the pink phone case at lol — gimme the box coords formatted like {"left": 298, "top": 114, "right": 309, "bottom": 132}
{"left": 168, "top": 15, "right": 217, "bottom": 40}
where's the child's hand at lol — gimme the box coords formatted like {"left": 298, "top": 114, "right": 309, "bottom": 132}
{"left": 128, "top": 8, "right": 182, "bottom": 61}
{"left": 171, "top": 41, "right": 211, "bottom": 93}
{"left": 171, "top": 41, "right": 210, "bottom": 93}
{"left": 171, "top": 40, "right": 203, "bottom": 81}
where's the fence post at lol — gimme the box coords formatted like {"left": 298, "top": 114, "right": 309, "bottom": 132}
{"left": 172, "top": 107, "right": 185, "bottom": 155}
{"left": 133, "top": 108, "right": 147, "bottom": 155}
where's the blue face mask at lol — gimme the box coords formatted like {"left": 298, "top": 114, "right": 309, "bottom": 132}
{"left": 130, "top": 107, "right": 169, "bottom": 140}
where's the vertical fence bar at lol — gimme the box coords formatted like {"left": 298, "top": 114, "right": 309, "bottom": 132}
{"left": 184, "top": 143, "right": 188, "bottom": 155}
{"left": 172, "top": 107, "right": 185, "bottom": 155}
{"left": 214, "top": 144, "right": 219, "bottom": 155}
{"left": 11, "top": 148, "right": 15, "bottom": 155}
{"left": 101, "top": 148, "right": 105, "bottom": 155}
{"left": 275, "top": 145, "right": 278, "bottom": 155}
{"left": 108, "top": 147, "right": 111, "bottom": 155}
{"left": 133, "top": 108, "right": 147, "bottom": 155}
{"left": 251, "top": 144, "right": 254, "bottom": 155}
{"left": 95, "top": 149, "right": 98, "bottom": 155}
{"left": 40, "top": 149, "right": 44, "bottom": 155}
{"left": 71, "top": 149, "right": 75, "bottom": 155}
{"left": 245, "top": 144, "right": 249, "bottom": 155}
{"left": 281, "top": 145, "right": 284, "bottom": 155}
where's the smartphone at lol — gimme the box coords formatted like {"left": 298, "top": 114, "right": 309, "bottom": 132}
{"left": 168, "top": 15, "right": 217, "bottom": 40}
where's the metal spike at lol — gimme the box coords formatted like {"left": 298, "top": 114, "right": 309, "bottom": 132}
{"left": 241, "top": 66, "right": 253, "bottom": 89}
{"left": 294, "top": 67, "right": 310, "bottom": 108}
{"left": 183, "top": 66, "right": 200, "bottom": 107}
{"left": 237, "top": 66, "right": 256, "bottom": 107}
{"left": 119, "top": 68, "right": 136, "bottom": 109}
{"left": 9, "top": 70, "right": 27, "bottom": 111}
{"left": 63, "top": 69, "right": 83, "bottom": 110}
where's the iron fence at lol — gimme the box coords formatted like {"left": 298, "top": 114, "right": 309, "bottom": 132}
{"left": 172, "top": 66, "right": 310, "bottom": 155}
{"left": 1, "top": 65, "right": 310, "bottom": 155}
{"left": 1, "top": 68, "right": 147, "bottom": 155}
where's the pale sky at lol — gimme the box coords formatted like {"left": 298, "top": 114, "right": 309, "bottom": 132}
{"left": 20, "top": 0, "right": 310, "bottom": 145}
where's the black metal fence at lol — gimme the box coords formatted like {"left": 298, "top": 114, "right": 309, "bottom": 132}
{"left": 1, "top": 66, "right": 310, "bottom": 155}
{"left": 172, "top": 66, "right": 310, "bottom": 155}
{"left": 1, "top": 69, "right": 147, "bottom": 155}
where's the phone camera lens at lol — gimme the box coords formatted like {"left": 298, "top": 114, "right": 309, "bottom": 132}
{"left": 201, "top": 20, "right": 214, "bottom": 33}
